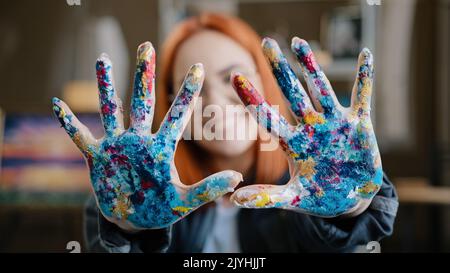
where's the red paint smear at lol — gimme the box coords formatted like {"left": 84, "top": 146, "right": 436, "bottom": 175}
{"left": 135, "top": 191, "right": 145, "bottom": 204}
{"left": 279, "top": 138, "right": 289, "bottom": 151}
{"left": 141, "top": 180, "right": 154, "bottom": 190}
{"left": 304, "top": 124, "right": 314, "bottom": 139}
{"left": 172, "top": 210, "right": 181, "bottom": 216}
{"left": 101, "top": 103, "right": 116, "bottom": 115}
{"left": 105, "top": 166, "right": 116, "bottom": 178}
{"left": 291, "top": 195, "right": 301, "bottom": 206}
{"left": 144, "top": 57, "right": 155, "bottom": 94}
{"left": 331, "top": 176, "right": 341, "bottom": 184}
{"left": 233, "top": 75, "right": 264, "bottom": 106}
{"left": 301, "top": 52, "right": 317, "bottom": 74}
{"left": 96, "top": 66, "right": 106, "bottom": 78}
{"left": 87, "top": 155, "right": 94, "bottom": 169}
{"left": 96, "top": 66, "right": 109, "bottom": 88}
{"left": 111, "top": 154, "right": 129, "bottom": 166}
{"left": 105, "top": 146, "right": 122, "bottom": 154}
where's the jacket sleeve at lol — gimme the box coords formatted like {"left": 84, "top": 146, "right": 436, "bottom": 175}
{"left": 83, "top": 196, "right": 171, "bottom": 253}
{"left": 285, "top": 173, "right": 398, "bottom": 252}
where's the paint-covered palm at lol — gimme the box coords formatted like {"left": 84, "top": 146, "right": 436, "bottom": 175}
{"left": 52, "top": 42, "right": 241, "bottom": 230}
{"left": 230, "top": 37, "right": 382, "bottom": 217}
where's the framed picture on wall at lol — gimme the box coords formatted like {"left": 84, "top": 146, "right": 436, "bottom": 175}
{"left": 322, "top": 5, "right": 362, "bottom": 61}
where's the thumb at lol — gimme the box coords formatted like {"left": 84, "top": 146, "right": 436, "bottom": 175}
{"left": 184, "top": 170, "right": 242, "bottom": 208}
{"left": 230, "top": 184, "right": 292, "bottom": 208}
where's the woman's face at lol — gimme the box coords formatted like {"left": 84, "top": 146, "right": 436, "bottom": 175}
{"left": 173, "top": 30, "right": 263, "bottom": 157}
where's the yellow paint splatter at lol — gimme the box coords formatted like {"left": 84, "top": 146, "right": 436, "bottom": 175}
{"left": 289, "top": 152, "right": 300, "bottom": 159}
{"left": 85, "top": 147, "right": 94, "bottom": 158}
{"left": 72, "top": 132, "right": 87, "bottom": 151}
{"left": 112, "top": 192, "right": 132, "bottom": 220}
{"left": 238, "top": 191, "right": 272, "bottom": 207}
{"left": 172, "top": 206, "right": 191, "bottom": 214}
{"left": 191, "top": 65, "right": 204, "bottom": 82}
{"left": 114, "top": 127, "right": 123, "bottom": 135}
{"left": 140, "top": 74, "right": 148, "bottom": 96}
{"left": 352, "top": 78, "right": 372, "bottom": 117}
{"left": 138, "top": 43, "right": 152, "bottom": 60}
{"left": 303, "top": 111, "right": 325, "bottom": 125}
{"left": 358, "top": 181, "right": 380, "bottom": 195}
{"left": 254, "top": 192, "right": 271, "bottom": 207}
{"left": 263, "top": 46, "right": 280, "bottom": 69}
{"left": 196, "top": 191, "right": 211, "bottom": 202}
{"left": 156, "top": 152, "right": 164, "bottom": 162}
{"left": 298, "top": 157, "right": 317, "bottom": 180}
{"left": 236, "top": 75, "right": 250, "bottom": 89}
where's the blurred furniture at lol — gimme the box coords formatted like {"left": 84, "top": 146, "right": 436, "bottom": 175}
{"left": 396, "top": 178, "right": 450, "bottom": 205}
{"left": 0, "top": 202, "right": 87, "bottom": 252}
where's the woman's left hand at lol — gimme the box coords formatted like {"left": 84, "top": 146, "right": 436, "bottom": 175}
{"left": 230, "top": 37, "right": 383, "bottom": 217}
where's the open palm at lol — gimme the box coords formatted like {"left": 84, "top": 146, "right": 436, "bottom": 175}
{"left": 230, "top": 37, "right": 382, "bottom": 217}
{"left": 53, "top": 42, "right": 241, "bottom": 230}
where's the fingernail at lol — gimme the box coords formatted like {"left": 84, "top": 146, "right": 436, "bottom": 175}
{"left": 52, "top": 97, "right": 61, "bottom": 105}
{"left": 137, "top": 41, "right": 154, "bottom": 59}
{"left": 291, "top": 37, "right": 310, "bottom": 55}
{"left": 189, "top": 63, "right": 204, "bottom": 82}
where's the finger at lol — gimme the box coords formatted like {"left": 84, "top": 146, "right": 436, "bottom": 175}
{"left": 129, "top": 42, "right": 156, "bottom": 133}
{"left": 351, "top": 48, "right": 374, "bottom": 118}
{"left": 231, "top": 72, "right": 293, "bottom": 143}
{"left": 157, "top": 63, "right": 204, "bottom": 145}
{"left": 96, "top": 54, "right": 124, "bottom": 136}
{"left": 181, "top": 170, "right": 242, "bottom": 209}
{"left": 52, "top": 97, "right": 97, "bottom": 156}
{"left": 291, "top": 37, "right": 339, "bottom": 117}
{"left": 262, "top": 37, "right": 314, "bottom": 120}
{"left": 230, "top": 184, "right": 292, "bottom": 208}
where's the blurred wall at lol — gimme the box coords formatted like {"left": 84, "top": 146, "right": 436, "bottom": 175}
{"left": 0, "top": 0, "right": 158, "bottom": 114}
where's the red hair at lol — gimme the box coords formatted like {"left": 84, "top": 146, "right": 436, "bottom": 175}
{"left": 155, "top": 13, "right": 290, "bottom": 185}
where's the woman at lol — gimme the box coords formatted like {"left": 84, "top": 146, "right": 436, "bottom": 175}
{"left": 53, "top": 13, "right": 398, "bottom": 252}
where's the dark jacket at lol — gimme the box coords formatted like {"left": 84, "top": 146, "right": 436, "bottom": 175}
{"left": 84, "top": 172, "right": 398, "bottom": 253}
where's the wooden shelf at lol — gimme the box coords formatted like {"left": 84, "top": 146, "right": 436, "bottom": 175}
{"left": 395, "top": 177, "right": 450, "bottom": 205}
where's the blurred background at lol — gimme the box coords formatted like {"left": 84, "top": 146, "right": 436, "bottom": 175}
{"left": 0, "top": 0, "right": 449, "bottom": 252}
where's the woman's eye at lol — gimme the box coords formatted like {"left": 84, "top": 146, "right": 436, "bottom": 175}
{"left": 223, "top": 75, "right": 231, "bottom": 84}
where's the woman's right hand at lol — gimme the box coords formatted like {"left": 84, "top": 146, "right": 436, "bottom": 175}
{"left": 52, "top": 42, "right": 242, "bottom": 231}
